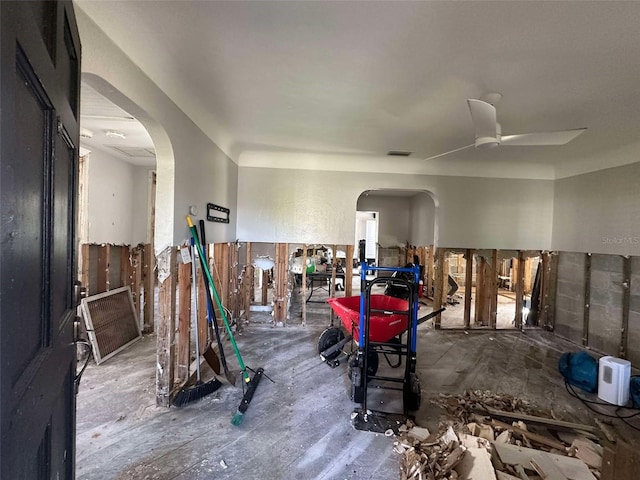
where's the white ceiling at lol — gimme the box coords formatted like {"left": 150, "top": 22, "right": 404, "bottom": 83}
{"left": 80, "top": 82, "right": 156, "bottom": 167}
{"left": 75, "top": 1, "right": 640, "bottom": 178}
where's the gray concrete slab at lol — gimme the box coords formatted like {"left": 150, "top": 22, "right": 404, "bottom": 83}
{"left": 76, "top": 288, "right": 639, "bottom": 479}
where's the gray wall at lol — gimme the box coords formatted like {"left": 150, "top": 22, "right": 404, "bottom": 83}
{"left": 552, "top": 162, "right": 640, "bottom": 256}
{"left": 356, "top": 196, "right": 411, "bottom": 247}
{"left": 409, "top": 193, "right": 436, "bottom": 247}
{"left": 237, "top": 167, "right": 554, "bottom": 249}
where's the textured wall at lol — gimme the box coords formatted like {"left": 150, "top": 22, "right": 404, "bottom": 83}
{"left": 237, "top": 167, "right": 554, "bottom": 248}
{"left": 356, "top": 196, "right": 411, "bottom": 247}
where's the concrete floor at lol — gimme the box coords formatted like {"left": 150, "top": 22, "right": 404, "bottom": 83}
{"left": 76, "top": 285, "right": 637, "bottom": 479}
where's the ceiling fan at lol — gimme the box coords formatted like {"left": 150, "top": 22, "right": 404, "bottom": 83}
{"left": 424, "top": 93, "right": 586, "bottom": 161}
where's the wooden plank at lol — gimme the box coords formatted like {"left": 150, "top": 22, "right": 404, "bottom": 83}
{"left": 241, "top": 265, "right": 252, "bottom": 323}
{"left": 544, "top": 252, "right": 559, "bottom": 331}
{"left": 515, "top": 250, "right": 525, "bottom": 329}
{"left": 330, "top": 244, "right": 337, "bottom": 325}
{"left": 96, "top": 244, "right": 109, "bottom": 293}
{"left": 261, "top": 269, "right": 269, "bottom": 306}
{"left": 491, "top": 419, "right": 566, "bottom": 451}
{"left": 345, "top": 244, "right": 354, "bottom": 297}
{"left": 433, "top": 247, "right": 445, "bottom": 328}
{"left": 231, "top": 242, "right": 240, "bottom": 322}
{"left": 426, "top": 244, "right": 435, "bottom": 299}
{"left": 301, "top": 244, "right": 308, "bottom": 324}
{"left": 523, "top": 257, "right": 534, "bottom": 295}
{"left": 196, "top": 261, "right": 208, "bottom": 353}
{"left": 81, "top": 243, "right": 90, "bottom": 295}
{"left": 274, "top": 243, "right": 288, "bottom": 325}
{"left": 489, "top": 249, "right": 498, "bottom": 329}
{"left": 620, "top": 255, "right": 631, "bottom": 358}
{"left": 482, "top": 407, "right": 598, "bottom": 434}
{"left": 156, "top": 247, "right": 176, "bottom": 407}
{"left": 583, "top": 253, "right": 591, "bottom": 346}
{"left": 475, "top": 256, "right": 486, "bottom": 325}
{"left": 119, "top": 246, "right": 131, "bottom": 291}
{"left": 530, "top": 453, "right": 568, "bottom": 480}
{"left": 571, "top": 438, "right": 602, "bottom": 469}
{"left": 464, "top": 249, "right": 474, "bottom": 328}
{"left": 131, "top": 246, "right": 142, "bottom": 319}
{"left": 176, "top": 251, "right": 191, "bottom": 385}
{"left": 493, "top": 443, "right": 597, "bottom": 480}
{"left": 143, "top": 244, "right": 155, "bottom": 333}
{"left": 246, "top": 242, "right": 255, "bottom": 302}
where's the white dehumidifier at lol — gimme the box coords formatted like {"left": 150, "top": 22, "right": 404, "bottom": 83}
{"left": 598, "top": 356, "right": 631, "bottom": 406}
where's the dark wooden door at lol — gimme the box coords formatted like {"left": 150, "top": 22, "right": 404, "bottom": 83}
{"left": 1, "top": 1, "right": 81, "bottom": 478}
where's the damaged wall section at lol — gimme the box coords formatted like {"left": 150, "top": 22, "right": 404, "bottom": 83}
{"left": 554, "top": 252, "right": 585, "bottom": 345}
{"left": 554, "top": 251, "right": 639, "bottom": 368}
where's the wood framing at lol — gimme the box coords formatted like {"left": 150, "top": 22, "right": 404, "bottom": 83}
{"left": 96, "top": 244, "right": 110, "bottom": 292}
{"left": 474, "top": 256, "right": 488, "bottom": 326}
{"left": 197, "top": 262, "right": 208, "bottom": 353}
{"left": 301, "top": 244, "right": 308, "bottom": 326}
{"left": 131, "top": 246, "right": 143, "bottom": 315}
{"left": 330, "top": 244, "right": 337, "bottom": 324}
{"left": 426, "top": 244, "right": 434, "bottom": 299}
{"left": 433, "top": 247, "right": 445, "bottom": 328}
{"left": 80, "top": 243, "right": 90, "bottom": 294}
{"left": 120, "top": 247, "right": 132, "bottom": 292}
{"left": 345, "top": 244, "right": 354, "bottom": 297}
{"left": 230, "top": 242, "right": 240, "bottom": 322}
{"left": 156, "top": 247, "right": 177, "bottom": 407}
{"left": 464, "top": 249, "right": 474, "bottom": 328}
{"left": 176, "top": 252, "right": 191, "bottom": 385}
{"left": 514, "top": 250, "right": 525, "bottom": 329}
{"left": 274, "top": 243, "right": 289, "bottom": 324}
{"left": 489, "top": 249, "right": 498, "bottom": 329}
{"left": 544, "top": 252, "right": 559, "bottom": 330}
{"left": 143, "top": 244, "right": 155, "bottom": 333}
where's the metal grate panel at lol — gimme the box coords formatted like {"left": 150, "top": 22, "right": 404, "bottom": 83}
{"left": 81, "top": 286, "right": 141, "bottom": 364}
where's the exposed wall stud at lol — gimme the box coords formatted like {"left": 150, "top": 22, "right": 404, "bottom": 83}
{"left": 620, "top": 255, "right": 631, "bottom": 358}
{"left": 156, "top": 247, "right": 176, "bottom": 407}
{"left": 464, "top": 249, "right": 474, "bottom": 328}
{"left": 583, "top": 253, "right": 592, "bottom": 346}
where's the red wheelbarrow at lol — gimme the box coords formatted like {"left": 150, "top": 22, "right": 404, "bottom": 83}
{"left": 318, "top": 294, "right": 443, "bottom": 373}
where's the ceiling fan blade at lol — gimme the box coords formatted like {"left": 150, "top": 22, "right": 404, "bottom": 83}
{"left": 467, "top": 99, "right": 497, "bottom": 140}
{"left": 423, "top": 144, "right": 474, "bottom": 162}
{"left": 501, "top": 128, "right": 587, "bottom": 146}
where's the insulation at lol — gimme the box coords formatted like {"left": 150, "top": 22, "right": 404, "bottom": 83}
{"left": 81, "top": 286, "right": 142, "bottom": 364}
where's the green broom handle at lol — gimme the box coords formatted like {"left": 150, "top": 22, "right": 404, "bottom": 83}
{"left": 187, "top": 216, "right": 251, "bottom": 383}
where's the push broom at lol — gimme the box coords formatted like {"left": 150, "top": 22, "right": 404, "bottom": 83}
{"left": 186, "top": 216, "right": 265, "bottom": 424}
{"left": 172, "top": 239, "right": 223, "bottom": 406}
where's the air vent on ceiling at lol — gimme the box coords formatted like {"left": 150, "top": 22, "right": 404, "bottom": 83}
{"left": 108, "top": 145, "right": 156, "bottom": 158}
{"left": 387, "top": 151, "right": 412, "bottom": 157}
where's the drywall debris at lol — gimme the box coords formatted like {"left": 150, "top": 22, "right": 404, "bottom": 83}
{"left": 408, "top": 426, "right": 431, "bottom": 442}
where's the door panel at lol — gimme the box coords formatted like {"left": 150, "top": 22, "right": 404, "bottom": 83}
{"left": 1, "top": 2, "right": 81, "bottom": 478}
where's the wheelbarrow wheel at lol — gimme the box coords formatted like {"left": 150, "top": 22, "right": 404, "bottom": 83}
{"left": 403, "top": 373, "right": 421, "bottom": 411}
{"left": 317, "top": 327, "right": 345, "bottom": 361}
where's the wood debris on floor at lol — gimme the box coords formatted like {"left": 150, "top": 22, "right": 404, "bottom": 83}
{"left": 393, "top": 390, "right": 608, "bottom": 480}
